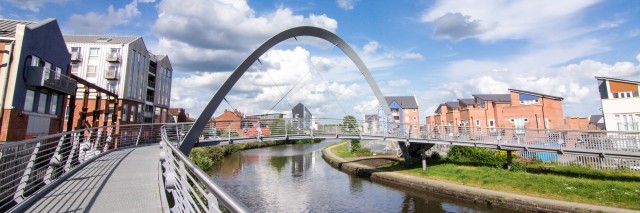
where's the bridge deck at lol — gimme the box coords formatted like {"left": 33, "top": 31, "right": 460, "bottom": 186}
{"left": 23, "top": 145, "right": 163, "bottom": 213}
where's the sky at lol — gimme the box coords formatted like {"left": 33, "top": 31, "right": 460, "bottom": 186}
{"left": 2, "top": 0, "right": 640, "bottom": 120}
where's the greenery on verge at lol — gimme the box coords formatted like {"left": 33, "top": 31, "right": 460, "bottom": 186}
{"left": 358, "top": 146, "right": 640, "bottom": 210}
{"left": 189, "top": 139, "right": 323, "bottom": 171}
{"left": 333, "top": 140, "right": 375, "bottom": 158}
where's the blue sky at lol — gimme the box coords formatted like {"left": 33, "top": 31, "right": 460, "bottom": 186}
{"left": 2, "top": 0, "right": 640, "bottom": 120}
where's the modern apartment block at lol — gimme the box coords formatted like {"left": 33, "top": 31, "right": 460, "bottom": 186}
{"left": 63, "top": 35, "right": 172, "bottom": 125}
{"left": 384, "top": 96, "right": 420, "bottom": 133}
{"left": 595, "top": 76, "right": 640, "bottom": 131}
{"left": 426, "top": 89, "right": 564, "bottom": 130}
{"left": 0, "top": 18, "right": 76, "bottom": 141}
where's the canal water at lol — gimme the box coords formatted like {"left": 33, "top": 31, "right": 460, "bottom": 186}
{"left": 210, "top": 140, "right": 520, "bottom": 212}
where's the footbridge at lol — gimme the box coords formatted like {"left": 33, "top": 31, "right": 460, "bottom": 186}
{"left": 0, "top": 26, "right": 639, "bottom": 212}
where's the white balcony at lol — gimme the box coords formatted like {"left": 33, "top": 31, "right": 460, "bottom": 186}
{"left": 107, "top": 52, "right": 120, "bottom": 62}
{"left": 70, "top": 52, "right": 81, "bottom": 62}
{"left": 105, "top": 69, "right": 118, "bottom": 80}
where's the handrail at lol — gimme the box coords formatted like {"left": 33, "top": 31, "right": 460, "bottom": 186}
{"left": 160, "top": 127, "right": 250, "bottom": 213}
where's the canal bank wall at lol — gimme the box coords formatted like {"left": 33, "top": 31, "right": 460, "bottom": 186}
{"left": 321, "top": 143, "right": 637, "bottom": 213}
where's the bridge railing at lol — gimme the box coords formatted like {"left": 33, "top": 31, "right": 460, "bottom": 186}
{"left": 160, "top": 125, "right": 250, "bottom": 213}
{"left": 0, "top": 123, "right": 164, "bottom": 212}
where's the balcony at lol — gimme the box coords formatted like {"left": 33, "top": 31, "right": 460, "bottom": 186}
{"left": 105, "top": 69, "right": 118, "bottom": 80}
{"left": 107, "top": 52, "right": 120, "bottom": 62}
{"left": 70, "top": 52, "right": 81, "bottom": 62}
{"left": 146, "top": 95, "right": 154, "bottom": 103}
{"left": 147, "top": 80, "right": 155, "bottom": 89}
{"left": 25, "top": 66, "right": 76, "bottom": 95}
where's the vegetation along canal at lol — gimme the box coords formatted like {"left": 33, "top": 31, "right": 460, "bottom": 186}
{"left": 208, "top": 139, "right": 519, "bottom": 212}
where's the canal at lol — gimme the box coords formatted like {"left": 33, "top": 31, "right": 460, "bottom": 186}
{"left": 210, "top": 140, "right": 520, "bottom": 212}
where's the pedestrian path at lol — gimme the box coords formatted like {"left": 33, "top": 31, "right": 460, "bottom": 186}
{"left": 23, "top": 145, "right": 163, "bottom": 212}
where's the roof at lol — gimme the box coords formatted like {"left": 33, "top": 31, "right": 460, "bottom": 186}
{"left": 0, "top": 19, "right": 35, "bottom": 38}
{"left": 594, "top": 76, "right": 640, "bottom": 85}
{"left": 458, "top": 98, "right": 475, "bottom": 106}
{"left": 445, "top": 101, "right": 460, "bottom": 110}
{"left": 473, "top": 94, "right": 511, "bottom": 103}
{"left": 589, "top": 114, "right": 604, "bottom": 124}
{"left": 63, "top": 34, "right": 140, "bottom": 44}
{"left": 509, "top": 89, "right": 563, "bottom": 101}
{"left": 385, "top": 96, "right": 418, "bottom": 108}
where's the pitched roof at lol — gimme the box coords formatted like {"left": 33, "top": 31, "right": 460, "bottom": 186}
{"left": 473, "top": 94, "right": 511, "bottom": 103}
{"left": 594, "top": 76, "right": 640, "bottom": 85}
{"left": 445, "top": 101, "right": 460, "bottom": 110}
{"left": 509, "top": 89, "right": 563, "bottom": 101}
{"left": 458, "top": 98, "right": 475, "bottom": 106}
{"left": 589, "top": 114, "right": 604, "bottom": 124}
{"left": 0, "top": 19, "right": 35, "bottom": 38}
{"left": 385, "top": 96, "right": 418, "bottom": 108}
{"left": 63, "top": 34, "right": 140, "bottom": 44}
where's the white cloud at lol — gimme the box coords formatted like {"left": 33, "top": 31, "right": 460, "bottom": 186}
{"left": 387, "top": 79, "right": 410, "bottom": 87}
{"left": 153, "top": 0, "right": 338, "bottom": 71}
{"left": 68, "top": 0, "right": 140, "bottom": 34}
{"left": 6, "top": 0, "right": 67, "bottom": 12}
{"left": 138, "top": 0, "right": 156, "bottom": 2}
{"left": 337, "top": 0, "right": 356, "bottom": 10}
{"left": 401, "top": 52, "right": 424, "bottom": 60}
{"left": 362, "top": 41, "right": 379, "bottom": 54}
{"left": 421, "top": 0, "right": 602, "bottom": 42}
{"left": 171, "top": 46, "right": 384, "bottom": 118}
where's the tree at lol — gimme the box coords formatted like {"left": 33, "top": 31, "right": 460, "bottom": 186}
{"left": 343, "top": 115, "right": 357, "bottom": 133}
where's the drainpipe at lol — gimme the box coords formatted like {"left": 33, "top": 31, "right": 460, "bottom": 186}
{"left": 0, "top": 40, "right": 16, "bottom": 132}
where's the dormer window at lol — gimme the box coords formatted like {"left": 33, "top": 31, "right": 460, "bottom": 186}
{"left": 96, "top": 37, "right": 112, "bottom": 42}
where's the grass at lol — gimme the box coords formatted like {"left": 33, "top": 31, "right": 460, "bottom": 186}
{"left": 376, "top": 158, "right": 640, "bottom": 210}
{"left": 332, "top": 141, "right": 375, "bottom": 158}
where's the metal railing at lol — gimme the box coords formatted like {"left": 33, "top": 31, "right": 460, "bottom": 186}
{"left": 25, "top": 66, "right": 77, "bottom": 95}
{"left": 0, "top": 123, "right": 164, "bottom": 211}
{"left": 160, "top": 127, "right": 250, "bottom": 213}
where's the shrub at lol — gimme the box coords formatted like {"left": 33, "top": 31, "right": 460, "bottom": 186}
{"left": 447, "top": 146, "right": 521, "bottom": 169}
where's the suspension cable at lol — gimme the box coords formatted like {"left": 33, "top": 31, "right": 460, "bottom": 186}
{"left": 264, "top": 70, "right": 293, "bottom": 109}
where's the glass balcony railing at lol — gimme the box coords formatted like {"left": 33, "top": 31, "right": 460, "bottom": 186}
{"left": 25, "top": 66, "right": 76, "bottom": 94}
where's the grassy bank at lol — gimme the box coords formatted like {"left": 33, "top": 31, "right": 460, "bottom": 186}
{"left": 189, "top": 138, "right": 323, "bottom": 171}
{"left": 329, "top": 144, "right": 640, "bottom": 210}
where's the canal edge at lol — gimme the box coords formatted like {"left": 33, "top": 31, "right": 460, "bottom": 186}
{"left": 321, "top": 142, "right": 638, "bottom": 213}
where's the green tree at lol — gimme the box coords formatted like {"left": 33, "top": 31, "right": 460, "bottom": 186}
{"left": 342, "top": 115, "right": 357, "bottom": 133}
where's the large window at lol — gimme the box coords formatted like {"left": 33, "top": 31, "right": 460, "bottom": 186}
{"left": 615, "top": 114, "right": 640, "bottom": 131}
{"left": 24, "top": 89, "right": 35, "bottom": 111}
{"left": 122, "top": 104, "right": 128, "bottom": 121}
{"left": 50, "top": 94, "right": 58, "bottom": 114}
{"left": 37, "top": 91, "right": 47, "bottom": 113}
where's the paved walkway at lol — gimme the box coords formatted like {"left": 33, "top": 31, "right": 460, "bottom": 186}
{"left": 24, "top": 145, "right": 163, "bottom": 213}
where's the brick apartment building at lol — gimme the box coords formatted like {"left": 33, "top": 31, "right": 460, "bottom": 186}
{"left": 213, "top": 109, "right": 271, "bottom": 137}
{"left": 426, "top": 89, "right": 565, "bottom": 130}
{"left": 384, "top": 96, "right": 420, "bottom": 133}
{"left": 0, "top": 18, "right": 76, "bottom": 141}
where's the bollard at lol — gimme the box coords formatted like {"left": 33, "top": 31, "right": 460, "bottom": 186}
{"left": 422, "top": 153, "right": 427, "bottom": 170}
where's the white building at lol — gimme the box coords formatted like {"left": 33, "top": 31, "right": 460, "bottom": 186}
{"left": 63, "top": 35, "right": 172, "bottom": 124}
{"left": 595, "top": 76, "right": 640, "bottom": 131}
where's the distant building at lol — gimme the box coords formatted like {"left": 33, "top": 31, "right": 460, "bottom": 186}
{"left": 0, "top": 18, "right": 76, "bottom": 141}
{"left": 63, "top": 35, "right": 172, "bottom": 125}
{"left": 383, "top": 95, "right": 420, "bottom": 134}
{"left": 595, "top": 76, "right": 640, "bottom": 131}
{"left": 426, "top": 89, "right": 565, "bottom": 130}
{"left": 292, "top": 103, "right": 312, "bottom": 130}
{"left": 363, "top": 114, "right": 379, "bottom": 134}
{"left": 588, "top": 114, "right": 605, "bottom": 130}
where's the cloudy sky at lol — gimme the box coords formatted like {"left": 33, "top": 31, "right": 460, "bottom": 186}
{"left": 3, "top": 0, "right": 640, "bottom": 120}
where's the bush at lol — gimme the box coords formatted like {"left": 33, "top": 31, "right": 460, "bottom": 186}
{"left": 447, "top": 146, "right": 522, "bottom": 170}
{"left": 190, "top": 148, "right": 214, "bottom": 171}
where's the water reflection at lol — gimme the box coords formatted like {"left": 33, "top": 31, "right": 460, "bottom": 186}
{"left": 210, "top": 140, "right": 520, "bottom": 213}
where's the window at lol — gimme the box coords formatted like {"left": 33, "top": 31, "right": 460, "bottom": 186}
{"left": 130, "top": 105, "right": 135, "bottom": 122}
{"left": 50, "top": 94, "right": 58, "bottom": 114}
{"left": 37, "top": 91, "right": 47, "bottom": 113}
{"left": 413, "top": 125, "right": 417, "bottom": 129}
{"left": 71, "top": 63, "right": 79, "bottom": 74}
{"left": 87, "top": 65, "right": 97, "bottom": 77}
{"left": 89, "top": 48, "right": 99, "bottom": 56}
{"left": 476, "top": 119, "right": 481, "bottom": 126}
{"left": 405, "top": 116, "right": 409, "bottom": 121}
{"left": 613, "top": 91, "right": 637, "bottom": 99}
{"left": 413, "top": 116, "right": 417, "bottom": 120}
{"left": 520, "top": 99, "right": 539, "bottom": 105}
{"left": 24, "top": 89, "right": 35, "bottom": 111}
{"left": 64, "top": 106, "right": 69, "bottom": 121}
{"left": 412, "top": 109, "right": 416, "bottom": 112}
{"left": 122, "top": 104, "right": 128, "bottom": 121}
{"left": 616, "top": 114, "right": 640, "bottom": 131}
{"left": 404, "top": 109, "right": 409, "bottom": 113}
{"left": 489, "top": 120, "right": 495, "bottom": 127}
{"left": 71, "top": 47, "right": 81, "bottom": 53}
